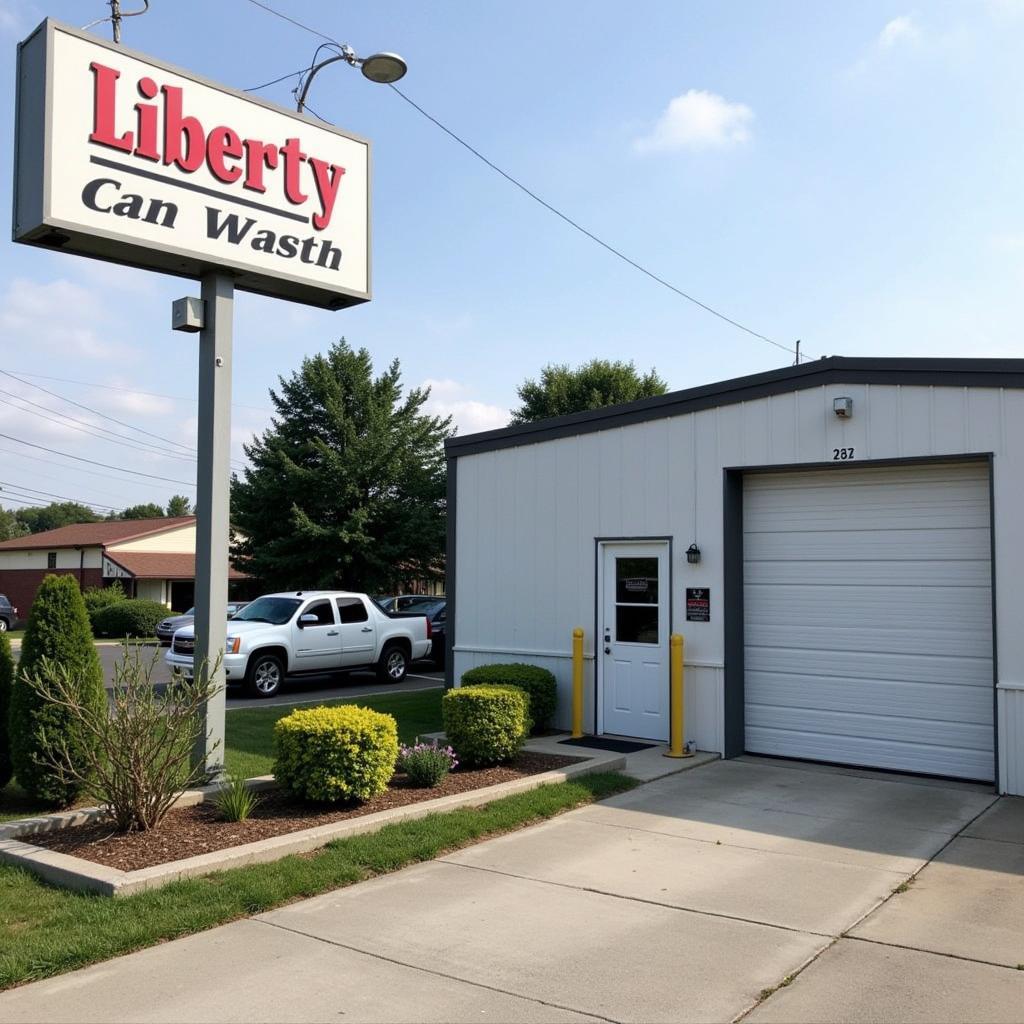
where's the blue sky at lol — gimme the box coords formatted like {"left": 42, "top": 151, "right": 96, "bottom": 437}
{"left": 0, "top": 0, "right": 1022, "bottom": 513}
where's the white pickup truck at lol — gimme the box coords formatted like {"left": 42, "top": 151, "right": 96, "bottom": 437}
{"left": 165, "top": 591, "right": 433, "bottom": 698}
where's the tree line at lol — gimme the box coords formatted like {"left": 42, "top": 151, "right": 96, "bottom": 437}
{"left": 1, "top": 345, "right": 667, "bottom": 594}
{"left": 0, "top": 495, "right": 194, "bottom": 541}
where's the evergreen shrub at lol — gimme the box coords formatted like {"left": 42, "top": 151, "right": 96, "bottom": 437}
{"left": 273, "top": 705, "right": 399, "bottom": 803}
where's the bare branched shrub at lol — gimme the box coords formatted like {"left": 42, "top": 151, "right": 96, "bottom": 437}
{"left": 23, "top": 644, "right": 222, "bottom": 832}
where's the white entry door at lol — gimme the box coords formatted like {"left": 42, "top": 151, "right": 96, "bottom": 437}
{"left": 600, "top": 542, "right": 670, "bottom": 741}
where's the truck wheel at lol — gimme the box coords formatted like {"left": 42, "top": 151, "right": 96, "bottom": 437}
{"left": 0, "top": 618, "right": 7, "bottom": 632}
{"left": 377, "top": 643, "right": 408, "bottom": 684}
{"left": 245, "top": 652, "right": 284, "bottom": 698}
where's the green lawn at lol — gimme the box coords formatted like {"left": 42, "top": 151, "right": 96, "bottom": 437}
{"left": 0, "top": 688, "right": 445, "bottom": 823}
{"left": 0, "top": 771, "right": 636, "bottom": 990}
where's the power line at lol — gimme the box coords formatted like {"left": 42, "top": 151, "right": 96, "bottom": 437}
{"left": 0, "top": 393, "right": 199, "bottom": 463}
{"left": 245, "top": 67, "right": 307, "bottom": 92}
{"left": 0, "top": 369, "right": 197, "bottom": 456}
{"left": 3, "top": 371, "right": 273, "bottom": 414}
{"left": 0, "top": 447, "right": 176, "bottom": 494}
{"left": 0, "top": 482, "right": 121, "bottom": 513}
{"left": 0, "top": 369, "right": 248, "bottom": 471}
{"left": 239, "top": 0, "right": 813, "bottom": 361}
{"left": 0, "top": 434, "right": 196, "bottom": 488}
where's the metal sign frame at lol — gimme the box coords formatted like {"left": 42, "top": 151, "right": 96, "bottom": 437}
{"left": 13, "top": 18, "right": 372, "bottom": 310}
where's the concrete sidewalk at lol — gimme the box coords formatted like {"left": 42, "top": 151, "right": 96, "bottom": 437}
{"left": 1, "top": 757, "right": 1020, "bottom": 1023}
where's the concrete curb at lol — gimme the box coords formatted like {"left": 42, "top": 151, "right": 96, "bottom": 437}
{"left": 0, "top": 752, "right": 625, "bottom": 897}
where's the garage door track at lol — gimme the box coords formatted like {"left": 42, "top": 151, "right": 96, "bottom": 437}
{"left": 1, "top": 757, "right": 1020, "bottom": 1023}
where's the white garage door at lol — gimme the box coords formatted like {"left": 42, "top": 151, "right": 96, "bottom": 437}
{"left": 744, "top": 462, "right": 994, "bottom": 781}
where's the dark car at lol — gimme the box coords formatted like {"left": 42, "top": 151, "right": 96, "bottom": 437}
{"left": 376, "top": 596, "right": 446, "bottom": 667}
{"left": 156, "top": 601, "right": 250, "bottom": 645}
{"left": 0, "top": 594, "right": 17, "bottom": 632}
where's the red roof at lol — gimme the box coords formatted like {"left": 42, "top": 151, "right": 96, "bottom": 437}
{"left": 0, "top": 517, "right": 196, "bottom": 551}
{"left": 104, "top": 551, "right": 248, "bottom": 580}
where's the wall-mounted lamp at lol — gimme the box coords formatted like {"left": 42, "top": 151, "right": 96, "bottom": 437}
{"left": 833, "top": 396, "right": 853, "bottom": 418}
{"left": 686, "top": 543, "right": 701, "bottom": 565}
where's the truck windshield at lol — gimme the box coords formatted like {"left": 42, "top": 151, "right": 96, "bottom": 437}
{"left": 233, "top": 597, "right": 302, "bottom": 625}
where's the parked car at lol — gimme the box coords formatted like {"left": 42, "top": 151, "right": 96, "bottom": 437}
{"left": 0, "top": 594, "right": 17, "bottom": 632}
{"left": 374, "top": 594, "right": 444, "bottom": 613}
{"left": 156, "top": 601, "right": 250, "bottom": 645}
{"left": 165, "top": 591, "right": 433, "bottom": 698}
{"left": 376, "top": 597, "right": 446, "bottom": 668}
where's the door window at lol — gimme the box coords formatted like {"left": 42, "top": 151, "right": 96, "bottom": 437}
{"left": 303, "top": 600, "right": 336, "bottom": 626}
{"left": 615, "top": 556, "right": 659, "bottom": 644}
{"left": 336, "top": 597, "right": 369, "bottom": 623}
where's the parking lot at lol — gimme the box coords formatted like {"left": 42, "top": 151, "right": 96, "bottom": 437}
{"left": 95, "top": 641, "right": 445, "bottom": 707}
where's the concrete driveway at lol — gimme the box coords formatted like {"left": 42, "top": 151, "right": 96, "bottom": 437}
{"left": 2, "top": 757, "right": 1020, "bottom": 1023}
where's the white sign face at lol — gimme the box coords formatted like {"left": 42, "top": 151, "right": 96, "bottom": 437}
{"left": 14, "top": 20, "right": 370, "bottom": 309}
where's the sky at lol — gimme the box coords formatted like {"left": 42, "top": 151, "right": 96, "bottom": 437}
{"left": 0, "top": 0, "right": 1023, "bottom": 515}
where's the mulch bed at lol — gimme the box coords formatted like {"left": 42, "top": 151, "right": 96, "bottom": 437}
{"left": 28, "top": 751, "right": 585, "bottom": 873}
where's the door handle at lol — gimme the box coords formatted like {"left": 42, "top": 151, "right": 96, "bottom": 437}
{"left": 361, "top": 627, "right": 373, "bottom": 633}
{"left": 327, "top": 631, "right": 339, "bottom": 636}
{"left": 604, "top": 646, "right": 611, "bottom": 654}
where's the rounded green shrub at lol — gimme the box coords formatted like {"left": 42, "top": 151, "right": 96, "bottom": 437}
{"left": 83, "top": 581, "right": 127, "bottom": 629}
{"left": 91, "top": 599, "right": 169, "bottom": 639}
{"left": 442, "top": 685, "right": 529, "bottom": 767}
{"left": 10, "top": 574, "right": 106, "bottom": 805}
{"left": 273, "top": 705, "right": 399, "bottom": 803}
{"left": 460, "top": 663, "right": 557, "bottom": 732}
{"left": 0, "top": 632, "right": 14, "bottom": 790}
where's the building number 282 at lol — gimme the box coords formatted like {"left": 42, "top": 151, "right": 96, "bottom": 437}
{"left": 833, "top": 447, "right": 855, "bottom": 460}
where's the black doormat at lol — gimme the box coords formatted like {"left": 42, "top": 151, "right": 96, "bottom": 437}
{"left": 558, "top": 736, "right": 657, "bottom": 754}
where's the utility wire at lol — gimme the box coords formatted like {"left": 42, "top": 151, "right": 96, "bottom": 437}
{"left": 0, "top": 434, "right": 196, "bottom": 488}
{"left": 3, "top": 371, "right": 273, "bottom": 414}
{"left": 0, "top": 480, "right": 122, "bottom": 512}
{"left": 0, "top": 369, "right": 247, "bottom": 471}
{"left": 245, "top": 67, "right": 307, "bottom": 92}
{"left": 240, "top": 0, "right": 812, "bottom": 361}
{"left": 0, "top": 393, "right": 199, "bottom": 463}
{"left": 0, "top": 446, "right": 180, "bottom": 493}
{"left": 0, "top": 369, "right": 196, "bottom": 455}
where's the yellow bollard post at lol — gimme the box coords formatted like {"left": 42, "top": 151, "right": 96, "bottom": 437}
{"left": 665, "top": 633, "right": 693, "bottom": 758}
{"left": 571, "top": 627, "right": 585, "bottom": 738}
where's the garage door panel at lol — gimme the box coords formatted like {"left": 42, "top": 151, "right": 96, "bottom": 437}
{"left": 745, "top": 559, "right": 993, "bottom": 588}
{"left": 744, "top": 727, "right": 995, "bottom": 781}
{"left": 744, "top": 463, "right": 994, "bottom": 782}
{"left": 745, "top": 647, "right": 992, "bottom": 688}
{"left": 744, "top": 528, "right": 991, "bottom": 562}
{"left": 746, "top": 673, "right": 994, "bottom": 724}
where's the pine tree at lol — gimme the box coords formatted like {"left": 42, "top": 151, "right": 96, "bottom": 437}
{"left": 230, "top": 339, "right": 452, "bottom": 592}
{"left": 0, "top": 632, "right": 14, "bottom": 789}
{"left": 10, "top": 575, "right": 106, "bottom": 805}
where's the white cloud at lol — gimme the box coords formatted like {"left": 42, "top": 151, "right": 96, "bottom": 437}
{"left": 633, "top": 90, "right": 754, "bottom": 154}
{"left": 421, "top": 379, "right": 509, "bottom": 435}
{"left": 0, "top": 277, "right": 133, "bottom": 361}
{"left": 878, "top": 15, "right": 921, "bottom": 49}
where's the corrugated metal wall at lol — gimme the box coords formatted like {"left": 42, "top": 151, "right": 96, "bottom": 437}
{"left": 453, "top": 383, "right": 1024, "bottom": 793}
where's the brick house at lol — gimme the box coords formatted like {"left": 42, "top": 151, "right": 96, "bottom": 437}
{"left": 0, "top": 517, "right": 249, "bottom": 621}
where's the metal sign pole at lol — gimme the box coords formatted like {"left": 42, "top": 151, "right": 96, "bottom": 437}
{"left": 192, "top": 271, "right": 233, "bottom": 777}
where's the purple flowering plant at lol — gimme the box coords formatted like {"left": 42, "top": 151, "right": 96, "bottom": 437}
{"left": 397, "top": 738, "right": 459, "bottom": 788}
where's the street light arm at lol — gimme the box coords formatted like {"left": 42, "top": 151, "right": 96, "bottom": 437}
{"left": 295, "top": 51, "right": 356, "bottom": 113}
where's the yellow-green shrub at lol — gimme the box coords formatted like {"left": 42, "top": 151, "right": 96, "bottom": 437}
{"left": 442, "top": 685, "right": 528, "bottom": 767}
{"left": 273, "top": 705, "right": 398, "bottom": 802}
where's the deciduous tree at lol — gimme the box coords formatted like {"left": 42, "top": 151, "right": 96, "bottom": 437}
{"left": 510, "top": 359, "right": 669, "bottom": 424}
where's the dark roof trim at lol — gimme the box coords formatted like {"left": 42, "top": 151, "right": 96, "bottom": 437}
{"left": 445, "top": 356, "right": 1024, "bottom": 459}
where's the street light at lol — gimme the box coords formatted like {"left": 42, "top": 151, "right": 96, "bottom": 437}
{"left": 295, "top": 44, "right": 408, "bottom": 113}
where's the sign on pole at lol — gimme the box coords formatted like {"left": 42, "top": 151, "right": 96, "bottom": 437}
{"left": 14, "top": 19, "right": 371, "bottom": 309}
{"left": 13, "top": 19, "right": 375, "bottom": 777}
